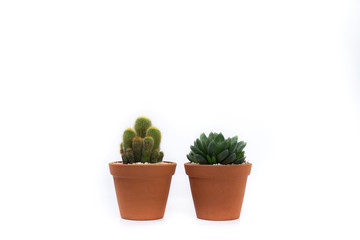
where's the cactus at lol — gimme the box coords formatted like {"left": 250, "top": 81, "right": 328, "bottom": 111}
{"left": 158, "top": 151, "right": 164, "bottom": 162}
{"left": 126, "top": 148, "right": 135, "bottom": 164}
{"left": 187, "top": 132, "right": 247, "bottom": 165}
{"left": 132, "top": 136, "right": 143, "bottom": 162}
{"left": 134, "top": 117, "right": 152, "bottom": 138}
{"left": 149, "top": 149, "right": 164, "bottom": 163}
{"left": 141, "top": 137, "right": 154, "bottom": 163}
{"left": 150, "top": 149, "right": 160, "bottom": 163}
{"left": 146, "top": 127, "right": 161, "bottom": 150}
{"left": 120, "top": 142, "right": 127, "bottom": 163}
{"left": 120, "top": 117, "right": 164, "bottom": 164}
{"left": 123, "top": 128, "right": 136, "bottom": 149}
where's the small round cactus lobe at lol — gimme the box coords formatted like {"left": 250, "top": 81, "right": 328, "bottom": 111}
{"left": 134, "top": 117, "right": 152, "bottom": 138}
{"left": 123, "top": 128, "right": 136, "bottom": 149}
{"left": 146, "top": 127, "right": 161, "bottom": 150}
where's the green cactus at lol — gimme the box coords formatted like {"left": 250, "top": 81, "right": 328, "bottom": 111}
{"left": 146, "top": 127, "right": 161, "bottom": 150}
{"left": 125, "top": 147, "right": 135, "bottom": 164}
{"left": 150, "top": 149, "right": 160, "bottom": 163}
{"left": 120, "top": 142, "right": 128, "bottom": 163}
{"left": 187, "top": 132, "right": 247, "bottom": 165}
{"left": 132, "top": 136, "right": 143, "bottom": 162}
{"left": 120, "top": 117, "right": 164, "bottom": 164}
{"left": 123, "top": 128, "right": 136, "bottom": 149}
{"left": 134, "top": 117, "right": 152, "bottom": 138}
{"left": 159, "top": 151, "right": 164, "bottom": 162}
{"left": 141, "top": 136, "right": 154, "bottom": 163}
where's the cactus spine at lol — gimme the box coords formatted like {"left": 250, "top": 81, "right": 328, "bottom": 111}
{"left": 120, "top": 117, "right": 164, "bottom": 164}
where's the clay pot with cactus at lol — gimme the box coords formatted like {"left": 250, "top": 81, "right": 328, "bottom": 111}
{"left": 109, "top": 117, "right": 176, "bottom": 220}
{"left": 185, "top": 132, "right": 252, "bottom": 220}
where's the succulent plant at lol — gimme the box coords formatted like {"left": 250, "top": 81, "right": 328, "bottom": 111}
{"left": 120, "top": 117, "right": 164, "bottom": 164}
{"left": 187, "top": 132, "right": 247, "bottom": 165}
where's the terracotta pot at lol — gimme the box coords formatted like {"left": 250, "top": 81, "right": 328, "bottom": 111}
{"left": 185, "top": 163, "right": 252, "bottom": 220}
{"left": 109, "top": 161, "right": 176, "bottom": 220}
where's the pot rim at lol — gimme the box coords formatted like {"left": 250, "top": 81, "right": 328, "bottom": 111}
{"left": 184, "top": 162, "right": 251, "bottom": 178}
{"left": 184, "top": 162, "right": 251, "bottom": 167}
{"left": 109, "top": 161, "right": 177, "bottom": 167}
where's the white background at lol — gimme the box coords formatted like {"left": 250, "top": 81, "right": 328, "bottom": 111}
{"left": 1, "top": 0, "right": 359, "bottom": 239}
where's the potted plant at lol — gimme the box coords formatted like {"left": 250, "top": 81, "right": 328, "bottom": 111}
{"left": 109, "top": 116, "right": 177, "bottom": 220}
{"left": 185, "top": 132, "right": 252, "bottom": 220}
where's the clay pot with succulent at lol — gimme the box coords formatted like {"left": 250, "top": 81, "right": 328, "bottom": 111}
{"left": 109, "top": 117, "right": 176, "bottom": 220}
{"left": 185, "top": 132, "right": 252, "bottom": 220}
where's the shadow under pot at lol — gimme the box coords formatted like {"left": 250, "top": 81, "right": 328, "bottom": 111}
{"left": 185, "top": 163, "right": 252, "bottom": 220}
{"left": 109, "top": 161, "right": 177, "bottom": 220}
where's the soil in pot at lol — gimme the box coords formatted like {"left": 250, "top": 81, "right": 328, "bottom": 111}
{"left": 109, "top": 161, "right": 177, "bottom": 220}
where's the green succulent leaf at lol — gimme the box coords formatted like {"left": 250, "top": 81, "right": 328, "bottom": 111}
{"left": 210, "top": 155, "right": 217, "bottom": 164}
{"left": 229, "top": 140, "right": 238, "bottom": 154}
{"left": 200, "top": 133, "right": 207, "bottom": 142}
{"left": 222, "top": 153, "right": 237, "bottom": 164}
{"left": 226, "top": 138, "right": 232, "bottom": 148}
{"left": 214, "top": 133, "right": 225, "bottom": 143}
{"left": 216, "top": 141, "right": 227, "bottom": 154}
{"left": 207, "top": 140, "right": 216, "bottom": 155}
{"left": 236, "top": 141, "right": 247, "bottom": 153}
{"left": 236, "top": 151, "right": 245, "bottom": 159}
{"left": 234, "top": 157, "right": 246, "bottom": 164}
{"left": 190, "top": 145, "right": 205, "bottom": 156}
{"left": 205, "top": 136, "right": 212, "bottom": 146}
{"left": 208, "top": 132, "right": 215, "bottom": 140}
{"left": 195, "top": 154, "right": 208, "bottom": 164}
{"left": 187, "top": 153, "right": 196, "bottom": 163}
{"left": 195, "top": 138, "right": 205, "bottom": 152}
{"left": 217, "top": 149, "right": 229, "bottom": 162}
